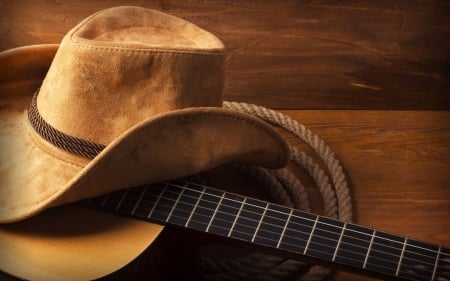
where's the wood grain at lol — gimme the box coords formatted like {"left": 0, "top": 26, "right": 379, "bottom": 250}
{"left": 280, "top": 110, "right": 450, "bottom": 244}
{"left": 0, "top": 0, "right": 449, "bottom": 109}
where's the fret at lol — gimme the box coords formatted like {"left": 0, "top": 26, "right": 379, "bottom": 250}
{"left": 278, "top": 209, "right": 316, "bottom": 254}
{"left": 185, "top": 185, "right": 206, "bottom": 227}
{"left": 147, "top": 183, "right": 168, "bottom": 218}
{"left": 363, "top": 229, "right": 376, "bottom": 269}
{"left": 335, "top": 223, "right": 374, "bottom": 268}
{"left": 114, "top": 183, "right": 157, "bottom": 218}
{"left": 276, "top": 208, "right": 293, "bottom": 249}
{"left": 186, "top": 187, "right": 223, "bottom": 232}
{"left": 115, "top": 189, "right": 129, "bottom": 210}
{"left": 207, "top": 192, "right": 244, "bottom": 236}
{"left": 434, "top": 246, "right": 450, "bottom": 281}
{"left": 251, "top": 202, "right": 269, "bottom": 243}
{"left": 306, "top": 216, "right": 344, "bottom": 261}
{"left": 98, "top": 189, "right": 126, "bottom": 211}
{"left": 100, "top": 193, "right": 109, "bottom": 207}
{"left": 228, "top": 197, "right": 246, "bottom": 237}
{"left": 332, "top": 222, "right": 347, "bottom": 262}
{"left": 86, "top": 192, "right": 110, "bottom": 207}
{"left": 303, "top": 216, "right": 319, "bottom": 255}
{"left": 121, "top": 188, "right": 149, "bottom": 215}
{"left": 431, "top": 246, "right": 441, "bottom": 281}
{"left": 87, "top": 187, "right": 146, "bottom": 217}
{"left": 205, "top": 191, "right": 225, "bottom": 233}
{"left": 129, "top": 185, "right": 161, "bottom": 218}
{"left": 397, "top": 239, "right": 443, "bottom": 281}
{"left": 131, "top": 186, "right": 148, "bottom": 215}
{"left": 253, "top": 203, "right": 291, "bottom": 248}
{"left": 165, "top": 187, "right": 184, "bottom": 222}
{"left": 166, "top": 183, "right": 203, "bottom": 226}
{"left": 396, "top": 237, "right": 408, "bottom": 276}
{"left": 148, "top": 183, "right": 183, "bottom": 222}
{"left": 365, "top": 231, "right": 404, "bottom": 276}
{"left": 229, "top": 197, "right": 266, "bottom": 241}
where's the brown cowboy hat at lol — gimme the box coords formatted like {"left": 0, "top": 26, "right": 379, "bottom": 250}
{"left": 0, "top": 6, "right": 290, "bottom": 280}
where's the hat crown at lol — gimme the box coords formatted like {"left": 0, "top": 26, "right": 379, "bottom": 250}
{"left": 37, "top": 6, "right": 225, "bottom": 145}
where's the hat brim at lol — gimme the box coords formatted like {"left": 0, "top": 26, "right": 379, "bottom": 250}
{"left": 0, "top": 45, "right": 290, "bottom": 280}
{"left": 0, "top": 45, "right": 161, "bottom": 281}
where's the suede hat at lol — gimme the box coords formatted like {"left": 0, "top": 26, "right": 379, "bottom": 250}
{"left": 0, "top": 6, "right": 289, "bottom": 280}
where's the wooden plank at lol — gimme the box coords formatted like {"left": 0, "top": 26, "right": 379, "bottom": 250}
{"left": 280, "top": 110, "right": 450, "bottom": 246}
{"left": 0, "top": 0, "right": 448, "bottom": 109}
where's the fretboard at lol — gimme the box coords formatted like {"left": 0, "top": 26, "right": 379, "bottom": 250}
{"left": 86, "top": 181, "right": 450, "bottom": 281}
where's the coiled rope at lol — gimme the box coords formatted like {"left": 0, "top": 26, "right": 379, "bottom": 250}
{"left": 200, "top": 102, "right": 353, "bottom": 281}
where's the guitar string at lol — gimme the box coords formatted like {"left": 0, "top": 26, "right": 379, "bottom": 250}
{"left": 113, "top": 186, "right": 446, "bottom": 272}
{"left": 98, "top": 181, "right": 450, "bottom": 267}
{"left": 154, "top": 209, "right": 427, "bottom": 277}
{"left": 93, "top": 193, "right": 449, "bottom": 280}
{"left": 164, "top": 181, "right": 449, "bottom": 260}
{"left": 89, "top": 183, "right": 448, "bottom": 276}
{"left": 181, "top": 181, "right": 450, "bottom": 259}
{"left": 127, "top": 185, "right": 403, "bottom": 258}
{"left": 90, "top": 193, "right": 437, "bottom": 280}
{"left": 183, "top": 181, "right": 448, "bottom": 257}
{"left": 164, "top": 210, "right": 443, "bottom": 280}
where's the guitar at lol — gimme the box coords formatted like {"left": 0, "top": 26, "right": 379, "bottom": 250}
{"left": 86, "top": 180, "right": 450, "bottom": 281}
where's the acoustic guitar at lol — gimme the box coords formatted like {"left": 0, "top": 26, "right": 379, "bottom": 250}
{"left": 86, "top": 180, "right": 449, "bottom": 281}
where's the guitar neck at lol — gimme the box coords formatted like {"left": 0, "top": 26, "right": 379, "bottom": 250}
{"left": 86, "top": 181, "right": 449, "bottom": 281}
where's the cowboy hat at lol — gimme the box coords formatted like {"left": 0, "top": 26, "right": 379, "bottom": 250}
{"left": 0, "top": 6, "right": 290, "bottom": 280}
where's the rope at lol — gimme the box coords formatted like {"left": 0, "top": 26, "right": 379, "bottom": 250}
{"left": 200, "top": 102, "right": 353, "bottom": 281}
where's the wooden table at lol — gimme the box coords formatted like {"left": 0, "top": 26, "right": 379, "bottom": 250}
{"left": 1, "top": 1, "right": 448, "bottom": 280}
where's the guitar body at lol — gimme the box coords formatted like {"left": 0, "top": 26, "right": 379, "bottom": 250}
{"left": 0, "top": 205, "right": 163, "bottom": 281}
{"left": 0, "top": 206, "right": 253, "bottom": 281}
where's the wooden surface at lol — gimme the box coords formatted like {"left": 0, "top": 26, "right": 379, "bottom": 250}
{"left": 1, "top": 0, "right": 449, "bottom": 110}
{"left": 0, "top": 1, "right": 449, "bottom": 281}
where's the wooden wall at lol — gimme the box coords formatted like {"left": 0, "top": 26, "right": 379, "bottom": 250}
{"left": 1, "top": 0, "right": 449, "bottom": 109}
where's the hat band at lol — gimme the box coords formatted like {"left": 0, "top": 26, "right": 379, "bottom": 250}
{"left": 28, "top": 90, "right": 105, "bottom": 159}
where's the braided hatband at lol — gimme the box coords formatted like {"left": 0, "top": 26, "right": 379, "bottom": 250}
{"left": 28, "top": 90, "right": 105, "bottom": 159}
